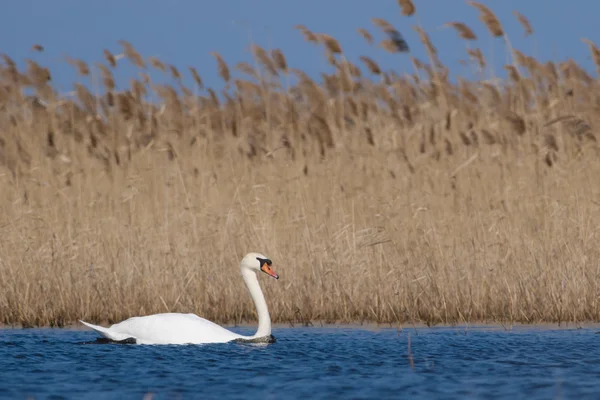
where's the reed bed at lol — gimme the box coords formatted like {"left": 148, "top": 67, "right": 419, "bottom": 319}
{"left": 2, "top": 2, "right": 600, "bottom": 328}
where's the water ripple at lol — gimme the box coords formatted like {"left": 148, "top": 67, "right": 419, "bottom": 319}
{"left": 1, "top": 326, "right": 599, "bottom": 399}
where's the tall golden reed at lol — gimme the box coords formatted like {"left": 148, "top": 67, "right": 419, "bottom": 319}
{"left": 0, "top": 7, "right": 599, "bottom": 329}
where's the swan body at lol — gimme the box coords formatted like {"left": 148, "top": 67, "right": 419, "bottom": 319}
{"left": 80, "top": 313, "right": 243, "bottom": 345}
{"left": 80, "top": 252, "right": 279, "bottom": 345}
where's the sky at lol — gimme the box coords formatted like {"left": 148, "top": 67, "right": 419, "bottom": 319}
{"left": 1, "top": 0, "right": 599, "bottom": 94}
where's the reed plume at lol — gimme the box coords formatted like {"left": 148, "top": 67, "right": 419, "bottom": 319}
{"left": 467, "top": 2, "right": 504, "bottom": 37}
{"left": 504, "top": 65, "right": 521, "bottom": 83}
{"left": 251, "top": 44, "right": 278, "bottom": 76}
{"left": 271, "top": 49, "right": 288, "bottom": 72}
{"left": 380, "top": 31, "right": 410, "bottom": 53}
{"left": 148, "top": 57, "right": 166, "bottom": 72}
{"left": 103, "top": 49, "right": 117, "bottom": 68}
{"left": 445, "top": 22, "right": 477, "bottom": 41}
{"left": 513, "top": 11, "right": 533, "bottom": 37}
{"left": 371, "top": 18, "right": 396, "bottom": 33}
{"left": 295, "top": 24, "right": 318, "bottom": 43}
{"left": 189, "top": 67, "right": 204, "bottom": 90}
{"left": 96, "top": 63, "right": 115, "bottom": 91}
{"left": 169, "top": 65, "right": 181, "bottom": 81}
{"left": 211, "top": 52, "right": 231, "bottom": 83}
{"left": 582, "top": 39, "right": 600, "bottom": 76}
{"left": 397, "top": 0, "right": 416, "bottom": 16}
{"left": 412, "top": 26, "right": 437, "bottom": 57}
{"left": 235, "top": 62, "right": 260, "bottom": 80}
{"left": 317, "top": 34, "right": 343, "bottom": 54}
{"left": 357, "top": 28, "right": 374, "bottom": 45}
{"left": 359, "top": 56, "right": 382, "bottom": 75}
{"left": 25, "top": 59, "right": 51, "bottom": 86}
{"left": 118, "top": 40, "right": 146, "bottom": 68}
{"left": 467, "top": 48, "right": 486, "bottom": 69}
{"left": 66, "top": 57, "right": 90, "bottom": 76}
{"left": 371, "top": 18, "right": 409, "bottom": 53}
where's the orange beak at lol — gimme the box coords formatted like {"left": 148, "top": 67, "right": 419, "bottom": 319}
{"left": 261, "top": 263, "right": 279, "bottom": 280}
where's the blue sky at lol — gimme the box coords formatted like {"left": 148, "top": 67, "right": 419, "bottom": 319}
{"left": 2, "top": 0, "right": 599, "bottom": 94}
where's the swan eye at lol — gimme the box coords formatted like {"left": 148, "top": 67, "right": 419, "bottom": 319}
{"left": 256, "top": 257, "right": 272, "bottom": 266}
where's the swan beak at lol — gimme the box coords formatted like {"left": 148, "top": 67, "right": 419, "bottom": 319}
{"left": 261, "top": 263, "right": 279, "bottom": 280}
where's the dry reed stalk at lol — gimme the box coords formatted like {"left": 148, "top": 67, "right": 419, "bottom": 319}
{"left": 324, "top": 50, "right": 337, "bottom": 67}
{"left": 130, "top": 79, "right": 147, "bottom": 101}
{"left": 343, "top": 61, "right": 361, "bottom": 78}
{"left": 544, "top": 61, "right": 558, "bottom": 82}
{"left": 482, "top": 82, "right": 501, "bottom": 104}
{"left": 467, "top": 48, "right": 486, "bottom": 69}
{"left": 75, "top": 83, "right": 96, "bottom": 114}
{"left": 412, "top": 26, "right": 437, "bottom": 57}
{"left": 96, "top": 64, "right": 115, "bottom": 91}
{"left": 336, "top": 66, "right": 354, "bottom": 93}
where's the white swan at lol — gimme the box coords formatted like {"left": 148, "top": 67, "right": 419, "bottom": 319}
{"left": 79, "top": 252, "right": 279, "bottom": 345}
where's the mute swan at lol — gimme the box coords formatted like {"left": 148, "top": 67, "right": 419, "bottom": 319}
{"left": 79, "top": 252, "right": 279, "bottom": 345}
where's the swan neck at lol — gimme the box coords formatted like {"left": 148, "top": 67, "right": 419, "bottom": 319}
{"left": 242, "top": 269, "right": 271, "bottom": 338}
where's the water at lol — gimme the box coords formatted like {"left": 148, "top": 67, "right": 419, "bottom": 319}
{"left": 1, "top": 325, "right": 599, "bottom": 399}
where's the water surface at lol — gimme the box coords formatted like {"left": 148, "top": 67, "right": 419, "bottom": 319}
{"left": 1, "top": 325, "right": 599, "bottom": 399}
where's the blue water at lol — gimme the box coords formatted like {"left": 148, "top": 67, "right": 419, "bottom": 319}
{"left": 1, "top": 325, "right": 599, "bottom": 399}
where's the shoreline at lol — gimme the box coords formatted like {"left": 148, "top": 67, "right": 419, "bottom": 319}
{"left": 2, "top": 320, "right": 600, "bottom": 331}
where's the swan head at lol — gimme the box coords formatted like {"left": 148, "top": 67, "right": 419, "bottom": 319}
{"left": 241, "top": 252, "right": 279, "bottom": 280}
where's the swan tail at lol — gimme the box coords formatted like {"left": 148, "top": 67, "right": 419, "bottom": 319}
{"left": 79, "top": 320, "right": 133, "bottom": 342}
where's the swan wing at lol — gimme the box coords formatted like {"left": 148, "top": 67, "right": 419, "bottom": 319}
{"left": 80, "top": 313, "right": 243, "bottom": 345}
